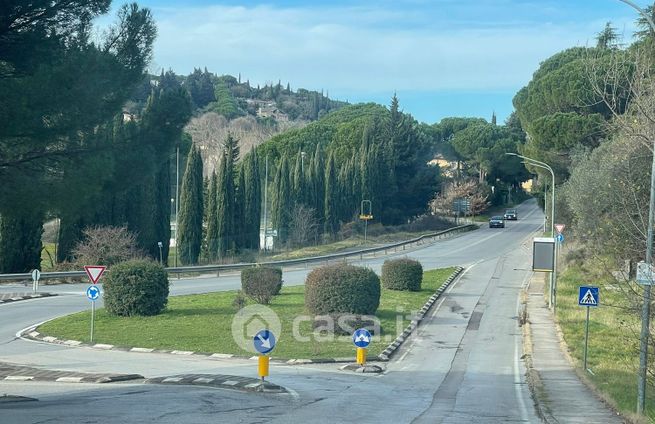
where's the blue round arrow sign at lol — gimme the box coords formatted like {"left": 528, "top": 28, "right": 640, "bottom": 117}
{"left": 352, "top": 328, "right": 371, "bottom": 348}
{"left": 86, "top": 285, "right": 100, "bottom": 301}
{"left": 253, "top": 329, "right": 276, "bottom": 354}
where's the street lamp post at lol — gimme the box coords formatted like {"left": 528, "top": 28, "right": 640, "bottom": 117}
{"left": 618, "top": 0, "right": 655, "bottom": 415}
{"left": 507, "top": 153, "right": 557, "bottom": 308}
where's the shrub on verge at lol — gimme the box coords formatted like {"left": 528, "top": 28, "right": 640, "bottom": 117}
{"left": 381, "top": 258, "right": 423, "bottom": 291}
{"left": 241, "top": 266, "right": 283, "bottom": 305}
{"left": 104, "top": 260, "right": 169, "bottom": 316}
{"left": 305, "top": 263, "right": 380, "bottom": 315}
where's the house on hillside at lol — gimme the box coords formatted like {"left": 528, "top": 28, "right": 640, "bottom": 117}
{"left": 428, "top": 155, "right": 458, "bottom": 177}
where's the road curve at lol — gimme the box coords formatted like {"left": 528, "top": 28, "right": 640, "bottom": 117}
{"left": 0, "top": 200, "right": 544, "bottom": 423}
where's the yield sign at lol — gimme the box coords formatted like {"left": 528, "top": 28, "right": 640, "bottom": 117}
{"left": 84, "top": 265, "right": 106, "bottom": 284}
{"left": 555, "top": 224, "right": 565, "bottom": 234}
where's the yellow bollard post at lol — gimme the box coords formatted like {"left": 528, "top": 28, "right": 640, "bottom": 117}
{"left": 258, "top": 355, "right": 270, "bottom": 381}
{"left": 356, "top": 347, "right": 367, "bottom": 366}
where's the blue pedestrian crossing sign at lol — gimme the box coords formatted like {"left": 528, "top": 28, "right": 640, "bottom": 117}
{"left": 253, "top": 329, "right": 276, "bottom": 354}
{"left": 86, "top": 285, "right": 100, "bottom": 301}
{"left": 578, "top": 286, "right": 599, "bottom": 307}
{"left": 352, "top": 328, "right": 372, "bottom": 348}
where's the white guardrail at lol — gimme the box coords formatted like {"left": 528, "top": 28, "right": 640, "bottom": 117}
{"left": 0, "top": 224, "right": 478, "bottom": 282}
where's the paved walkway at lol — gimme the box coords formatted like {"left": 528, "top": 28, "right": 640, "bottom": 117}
{"left": 526, "top": 274, "right": 625, "bottom": 423}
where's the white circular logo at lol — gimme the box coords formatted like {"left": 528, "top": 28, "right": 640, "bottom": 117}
{"left": 231, "top": 304, "right": 282, "bottom": 353}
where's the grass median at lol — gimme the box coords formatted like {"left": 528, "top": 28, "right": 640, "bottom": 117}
{"left": 554, "top": 264, "right": 655, "bottom": 421}
{"left": 38, "top": 267, "right": 456, "bottom": 360}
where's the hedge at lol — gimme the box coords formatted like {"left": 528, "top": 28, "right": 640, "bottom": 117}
{"left": 103, "top": 259, "right": 169, "bottom": 316}
{"left": 381, "top": 258, "right": 423, "bottom": 291}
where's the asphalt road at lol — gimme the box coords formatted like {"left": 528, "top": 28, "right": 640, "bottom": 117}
{"left": 0, "top": 200, "right": 545, "bottom": 423}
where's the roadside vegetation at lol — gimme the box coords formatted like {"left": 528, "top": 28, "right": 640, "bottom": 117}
{"left": 555, "top": 258, "right": 655, "bottom": 421}
{"left": 37, "top": 268, "right": 454, "bottom": 359}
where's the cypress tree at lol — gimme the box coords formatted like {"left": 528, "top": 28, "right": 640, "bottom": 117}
{"left": 0, "top": 211, "right": 44, "bottom": 273}
{"left": 271, "top": 154, "right": 291, "bottom": 246}
{"left": 311, "top": 145, "right": 325, "bottom": 230}
{"left": 324, "top": 152, "right": 338, "bottom": 237}
{"left": 234, "top": 163, "right": 246, "bottom": 251}
{"left": 177, "top": 147, "right": 204, "bottom": 264}
{"left": 292, "top": 149, "right": 305, "bottom": 205}
{"left": 216, "top": 153, "right": 230, "bottom": 257}
{"left": 243, "top": 151, "right": 261, "bottom": 250}
{"left": 204, "top": 171, "right": 219, "bottom": 261}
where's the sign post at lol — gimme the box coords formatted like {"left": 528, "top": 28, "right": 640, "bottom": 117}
{"left": 352, "top": 328, "right": 371, "bottom": 366}
{"left": 253, "top": 329, "right": 276, "bottom": 381}
{"left": 86, "top": 285, "right": 100, "bottom": 343}
{"left": 84, "top": 265, "right": 106, "bottom": 344}
{"left": 578, "top": 286, "right": 599, "bottom": 371}
{"left": 31, "top": 269, "right": 41, "bottom": 293}
{"left": 359, "top": 200, "right": 373, "bottom": 245}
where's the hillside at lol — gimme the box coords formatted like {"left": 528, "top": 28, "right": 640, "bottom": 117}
{"left": 178, "top": 70, "right": 348, "bottom": 173}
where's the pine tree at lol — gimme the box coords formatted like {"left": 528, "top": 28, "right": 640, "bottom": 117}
{"left": 204, "top": 171, "right": 219, "bottom": 261}
{"left": 324, "top": 152, "right": 338, "bottom": 237}
{"left": 177, "top": 147, "right": 204, "bottom": 264}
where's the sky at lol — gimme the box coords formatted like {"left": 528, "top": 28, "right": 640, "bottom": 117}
{"left": 101, "top": 0, "right": 643, "bottom": 124}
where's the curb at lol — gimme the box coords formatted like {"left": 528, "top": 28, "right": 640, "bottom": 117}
{"left": 0, "top": 293, "right": 56, "bottom": 304}
{"left": 145, "top": 374, "right": 288, "bottom": 393}
{"left": 377, "top": 266, "right": 464, "bottom": 361}
{"left": 20, "top": 267, "right": 464, "bottom": 365}
{"left": 0, "top": 362, "right": 142, "bottom": 384}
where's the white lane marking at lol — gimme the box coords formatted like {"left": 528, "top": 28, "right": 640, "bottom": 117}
{"left": 56, "top": 377, "right": 84, "bottom": 383}
{"left": 5, "top": 376, "right": 34, "bottom": 381}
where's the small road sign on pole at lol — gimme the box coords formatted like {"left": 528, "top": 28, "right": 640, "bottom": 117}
{"left": 253, "top": 330, "right": 276, "bottom": 354}
{"left": 352, "top": 328, "right": 371, "bottom": 348}
{"left": 556, "top": 233, "right": 564, "bottom": 244}
{"left": 253, "top": 330, "right": 276, "bottom": 381}
{"left": 86, "top": 285, "right": 100, "bottom": 344}
{"left": 84, "top": 265, "right": 106, "bottom": 284}
{"left": 31, "top": 269, "right": 41, "bottom": 292}
{"left": 353, "top": 328, "right": 371, "bottom": 366}
{"left": 578, "top": 286, "right": 599, "bottom": 307}
{"left": 578, "top": 286, "right": 599, "bottom": 372}
{"left": 555, "top": 223, "right": 565, "bottom": 234}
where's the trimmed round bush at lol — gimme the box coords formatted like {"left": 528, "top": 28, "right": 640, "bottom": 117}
{"left": 104, "top": 259, "right": 169, "bottom": 316}
{"left": 241, "top": 266, "right": 283, "bottom": 305}
{"left": 381, "top": 258, "right": 423, "bottom": 291}
{"left": 305, "top": 263, "right": 380, "bottom": 315}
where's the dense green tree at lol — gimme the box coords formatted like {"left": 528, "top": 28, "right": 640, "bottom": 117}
{"left": 234, "top": 163, "right": 246, "bottom": 251}
{"left": 243, "top": 151, "right": 261, "bottom": 250}
{"left": 186, "top": 68, "right": 215, "bottom": 108}
{"left": 177, "top": 147, "right": 204, "bottom": 264}
{"left": 204, "top": 171, "right": 219, "bottom": 261}
{"left": 1, "top": 2, "right": 157, "bottom": 268}
{"left": 324, "top": 152, "right": 338, "bottom": 236}
{"left": 271, "top": 154, "right": 292, "bottom": 245}
{"left": 212, "top": 82, "right": 242, "bottom": 119}
{"left": 0, "top": 211, "right": 43, "bottom": 273}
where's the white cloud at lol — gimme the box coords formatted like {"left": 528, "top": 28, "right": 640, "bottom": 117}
{"left": 149, "top": 3, "right": 622, "bottom": 96}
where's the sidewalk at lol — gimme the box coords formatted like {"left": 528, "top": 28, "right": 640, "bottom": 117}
{"left": 525, "top": 274, "right": 625, "bottom": 423}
